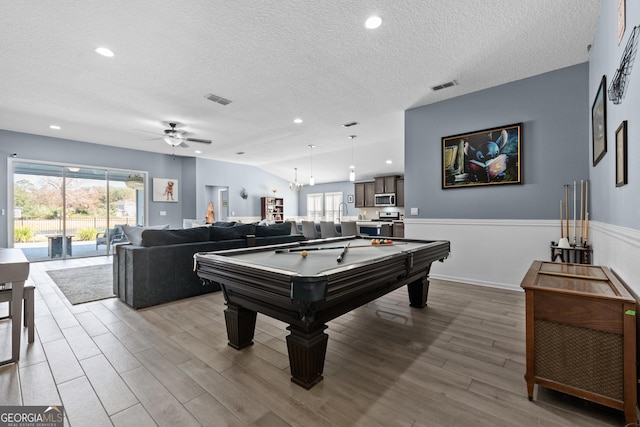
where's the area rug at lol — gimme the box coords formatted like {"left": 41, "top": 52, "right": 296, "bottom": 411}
{"left": 46, "top": 264, "right": 114, "bottom": 305}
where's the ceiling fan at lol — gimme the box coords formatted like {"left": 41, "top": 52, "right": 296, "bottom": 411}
{"left": 162, "top": 122, "right": 212, "bottom": 148}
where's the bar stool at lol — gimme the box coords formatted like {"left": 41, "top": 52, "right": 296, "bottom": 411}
{"left": 0, "top": 248, "right": 30, "bottom": 365}
{"left": 0, "top": 285, "right": 35, "bottom": 344}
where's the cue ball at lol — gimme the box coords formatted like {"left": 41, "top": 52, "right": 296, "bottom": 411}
{"left": 301, "top": 250, "right": 308, "bottom": 258}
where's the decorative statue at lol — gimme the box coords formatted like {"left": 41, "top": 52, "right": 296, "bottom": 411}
{"left": 206, "top": 201, "right": 215, "bottom": 224}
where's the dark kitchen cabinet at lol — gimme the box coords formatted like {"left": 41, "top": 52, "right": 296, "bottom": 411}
{"left": 374, "top": 176, "right": 397, "bottom": 194}
{"left": 396, "top": 179, "right": 404, "bottom": 207}
{"left": 355, "top": 182, "right": 376, "bottom": 207}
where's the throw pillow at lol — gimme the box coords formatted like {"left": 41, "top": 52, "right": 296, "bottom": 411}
{"left": 141, "top": 227, "right": 210, "bottom": 247}
{"left": 209, "top": 223, "right": 256, "bottom": 241}
{"left": 122, "top": 224, "right": 169, "bottom": 246}
{"left": 255, "top": 222, "right": 292, "bottom": 237}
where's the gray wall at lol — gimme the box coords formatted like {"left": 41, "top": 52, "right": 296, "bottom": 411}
{"left": 405, "top": 63, "right": 590, "bottom": 220}
{"left": 588, "top": 1, "right": 640, "bottom": 230}
{"left": 0, "top": 129, "right": 295, "bottom": 246}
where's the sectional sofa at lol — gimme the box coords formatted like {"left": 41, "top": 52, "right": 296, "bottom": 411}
{"left": 113, "top": 222, "right": 305, "bottom": 308}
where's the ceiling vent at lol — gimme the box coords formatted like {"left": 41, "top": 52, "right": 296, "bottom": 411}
{"left": 431, "top": 80, "right": 457, "bottom": 91}
{"left": 342, "top": 121, "right": 359, "bottom": 127}
{"left": 204, "top": 93, "right": 232, "bottom": 106}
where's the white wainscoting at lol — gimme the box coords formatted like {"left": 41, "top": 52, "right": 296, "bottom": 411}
{"left": 405, "top": 218, "right": 571, "bottom": 291}
{"left": 589, "top": 221, "right": 640, "bottom": 297}
{"left": 405, "top": 218, "right": 640, "bottom": 295}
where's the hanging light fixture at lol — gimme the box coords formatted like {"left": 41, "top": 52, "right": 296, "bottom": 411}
{"left": 124, "top": 174, "right": 144, "bottom": 190}
{"left": 289, "top": 167, "right": 303, "bottom": 191}
{"left": 348, "top": 135, "right": 356, "bottom": 182}
{"left": 308, "top": 144, "right": 315, "bottom": 186}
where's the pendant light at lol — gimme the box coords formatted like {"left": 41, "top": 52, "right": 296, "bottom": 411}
{"left": 308, "top": 144, "right": 315, "bottom": 186}
{"left": 289, "top": 167, "right": 303, "bottom": 191}
{"left": 348, "top": 135, "right": 356, "bottom": 182}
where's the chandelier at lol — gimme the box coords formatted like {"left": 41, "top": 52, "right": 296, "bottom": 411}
{"left": 289, "top": 168, "right": 303, "bottom": 191}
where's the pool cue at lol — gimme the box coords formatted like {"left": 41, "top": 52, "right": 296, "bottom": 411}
{"left": 579, "top": 180, "right": 584, "bottom": 244}
{"left": 336, "top": 242, "right": 350, "bottom": 263}
{"left": 560, "top": 200, "right": 564, "bottom": 238}
{"left": 564, "top": 185, "right": 569, "bottom": 239}
{"left": 275, "top": 242, "right": 407, "bottom": 253}
{"left": 585, "top": 180, "right": 589, "bottom": 246}
{"left": 573, "top": 180, "right": 576, "bottom": 245}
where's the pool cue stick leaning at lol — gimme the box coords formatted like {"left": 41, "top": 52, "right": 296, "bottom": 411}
{"left": 565, "top": 185, "right": 569, "bottom": 239}
{"left": 580, "top": 180, "right": 584, "bottom": 244}
{"left": 560, "top": 200, "right": 564, "bottom": 238}
{"left": 336, "top": 242, "right": 350, "bottom": 263}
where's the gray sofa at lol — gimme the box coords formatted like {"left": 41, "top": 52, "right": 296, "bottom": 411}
{"left": 113, "top": 222, "right": 305, "bottom": 309}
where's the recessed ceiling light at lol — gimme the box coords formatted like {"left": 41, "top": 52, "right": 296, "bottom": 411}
{"left": 49, "top": 125, "right": 61, "bottom": 130}
{"left": 194, "top": 150, "right": 202, "bottom": 154}
{"left": 365, "top": 16, "right": 382, "bottom": 29}
{"left": 386, "top": 160, "right": 392, "bottom": 164}
{"left": 94, "top": 47, "right": 114, "bottom": 57}
{"left": 294, "top": 118, "right": 303, "bottom": 124}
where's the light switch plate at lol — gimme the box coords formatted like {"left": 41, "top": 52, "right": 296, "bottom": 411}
{"left": 160, "top": 211, "right": 167, "bottom": 216}
{"left": 410, "top": 207, "right": 419, "bottom": 215}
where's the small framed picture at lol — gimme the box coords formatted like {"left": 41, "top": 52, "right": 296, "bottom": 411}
{"left": 153, "top": 178, "right": 179, "bottom": 202}
{"left": 615, "top": 121, "right": 627, "bottom": 187}
{"left": 347, "top": 194, "right": 354, "bottom": 203}
{"left": 592, "top": 76, "right": 607, "bottom": 166}
{"left": 618, "top": 0, "right": 626, "bottom": 45}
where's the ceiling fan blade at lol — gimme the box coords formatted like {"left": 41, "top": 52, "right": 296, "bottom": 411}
{"left": 185, "top": 137, "right": 212, "bottom": 144}
{"left": 179, "top": 141, "right": 190, "bottom": 148}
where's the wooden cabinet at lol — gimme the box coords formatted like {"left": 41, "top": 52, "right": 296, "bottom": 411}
{"left": 261, "top": 197, "right": 284, "bottom": 223}
{"left": 520, "top": 261, "right": 637, "bottom": 425}
{"left": 396, "top": 179, "right": 404, "bottom": 207}
{"left": 354, "top": 183, "right": 365, "bottom": 208}
{"left": 355, "top": 182, "right": 376, "bottom": 208}
{"left": 392, "top": 221, "right": 404, "bottom": 238}
{"left": 374, "top": 176, "right": 397, "bottom": 194}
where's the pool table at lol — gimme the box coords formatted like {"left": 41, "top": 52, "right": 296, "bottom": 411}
{"left": 195, "top": 236, "right": 450, "bottom": 389}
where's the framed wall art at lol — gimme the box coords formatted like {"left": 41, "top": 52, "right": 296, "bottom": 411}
{"left": 153, "top": 178, "right": 179, "bottom": 202}
{"left": 441, "top": 123, "right": 522, "bottom": 189}
{"left": 615, "top": 120, "right": 627, "bottom": 187}
{"left": 618, "top": 0, "right": 625, "bottom": 45}
{"left": 592, "top": 75, "right": 607, "bottom": 166}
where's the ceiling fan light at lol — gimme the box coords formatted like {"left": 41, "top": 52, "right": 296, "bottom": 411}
{"left": 164, "top": 136, "right": 182, "bottom": 146}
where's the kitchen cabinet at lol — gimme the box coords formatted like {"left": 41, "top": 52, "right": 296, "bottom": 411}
{"left": 392, "top": 221, "right": 404, "bottom": 238}
{"left": 355, "top": 182, "right": 376, "bottom": 208}
{"left": 261, "top": 197, "right": 284, "bottom": 222}
{"left": 364, "top": 182, "right": 375, "bottom": 207}
{"left": 396, "top": 179, "right": 404, "bottom": 207}
{"left": 374, "top": 176, "right": 397, "bottom": 194}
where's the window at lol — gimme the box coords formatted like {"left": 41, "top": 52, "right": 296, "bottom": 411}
{"left": 324, "top": 192, "right": 343, "bottom": 222}
{"left": 306, "top": 193, "right": 323, "bottom": 220}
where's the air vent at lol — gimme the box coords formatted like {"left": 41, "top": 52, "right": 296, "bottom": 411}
{"left": 204, "top": 93, "right": 232, "bottom": 105}
{"left": 342, "top": 121, "right": 359, "bottom": 127}
{"left": 431, "top": 80, "right": 457, "bottom": 91}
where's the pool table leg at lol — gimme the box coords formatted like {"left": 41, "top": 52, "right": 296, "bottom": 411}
{"left": 224, "top": 303, "right": 257, "bottom": 349}
{"left": 407, "top": 275, "right": 430, "bottom": 308}
{"left": 286, "top": 325, "right": 328, "bottom": 389}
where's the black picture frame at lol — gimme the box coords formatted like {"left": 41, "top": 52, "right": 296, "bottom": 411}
{"left": 592, "top": 75, "right": 607, "bottom": 166}
{"left": 441, "top": 123, "right": 522, "bottom": 189}
{"left": 615, "top": 120, "right": 627, "bottom": 187}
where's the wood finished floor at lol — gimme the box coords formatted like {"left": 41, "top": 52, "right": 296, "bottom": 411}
{"left": 0, "top": 256, "right": 628, "bottom": 426}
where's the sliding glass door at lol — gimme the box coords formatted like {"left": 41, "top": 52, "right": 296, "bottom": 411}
{"left": 11, "top": 161, "right": 146, "bottom": 262}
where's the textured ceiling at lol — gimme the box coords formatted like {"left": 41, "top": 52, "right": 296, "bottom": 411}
{"left": 0, "top": 1, "right": 600, "bottom": 184}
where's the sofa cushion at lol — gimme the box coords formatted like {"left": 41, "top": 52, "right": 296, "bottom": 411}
{"left": 142, "top": 227, "right": 210, "bottom": 247}
{"left": 122, "top": 224, "right": 169, "bottom": 246}
{"left": 209, "top": 223, "right": 256, "bottom": 241}
{"left": 210, "top": 221, "right": 236, "bottom": 227}
{"left": 255, "top": 222, "right": 292, "bottom": 237}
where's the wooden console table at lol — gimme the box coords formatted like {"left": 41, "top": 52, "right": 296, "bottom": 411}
{"left": 520, "top": 261, "right": 637, "bottom": 425}
{"left": 550, "top": 241, "right": 592, "bottom": 264}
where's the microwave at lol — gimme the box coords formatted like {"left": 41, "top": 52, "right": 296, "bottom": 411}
{"left": 374, "top": 193, "right": 396, "bottom": 207}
